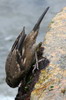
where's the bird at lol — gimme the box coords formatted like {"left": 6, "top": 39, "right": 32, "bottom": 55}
{"left": 5, "top": 7, "right": 49, "bottom": 88}
{"left": 21, "top": 7, "right": 49, "bottom": 72}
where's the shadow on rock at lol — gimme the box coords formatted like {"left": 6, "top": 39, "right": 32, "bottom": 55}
{"left": 15, "top": 57, "right": 50, "bottom": 100}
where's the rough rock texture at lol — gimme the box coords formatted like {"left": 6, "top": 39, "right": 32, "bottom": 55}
{"left": 30, "top": 7, "right": 66, "bottom": 100}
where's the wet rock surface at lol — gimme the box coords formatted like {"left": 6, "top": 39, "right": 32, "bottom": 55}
{"left": 30, "top": 7, "right": 66, "bottom": 100}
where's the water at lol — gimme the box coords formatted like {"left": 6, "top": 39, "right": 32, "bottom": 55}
{"left": 0, "top": 0, "right": 66, "bottom": 100}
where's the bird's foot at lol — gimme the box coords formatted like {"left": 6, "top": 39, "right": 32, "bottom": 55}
{"left": 32, "top": 51, "right": 45, "bottom": 73}
{"left": 32, "top": 58, "right": 45, "bottom": 73}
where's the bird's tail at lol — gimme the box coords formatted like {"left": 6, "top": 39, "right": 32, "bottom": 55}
{"left": 33, "top": 7, "right": 49, "bottom": 32}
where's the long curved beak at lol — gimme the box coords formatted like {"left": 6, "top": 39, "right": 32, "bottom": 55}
{"left": 33, "top": 7, "right": 49, "bottom": 32}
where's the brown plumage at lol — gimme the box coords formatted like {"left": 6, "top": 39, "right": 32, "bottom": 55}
{"left": 5, "top": 7, "right": 49, "bottom": 88}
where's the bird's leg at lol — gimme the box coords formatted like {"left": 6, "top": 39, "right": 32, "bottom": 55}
{"left": 32, "top": 42, "right": 45, "bottom": 73}
{"left": 32, "top": 57, "right": 45, "bottom": 73}
{"left": 32, "top": 42, "right": 44, "bottom": 73}
{"left": 35, "top": 51, "right": 39, "bottom": 70}
{"left": 32, "top": 51, "right": 39, "bottom": 73}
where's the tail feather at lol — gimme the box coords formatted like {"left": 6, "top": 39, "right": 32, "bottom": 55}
{"left": 17, "top": 27, "right": 26, "bottom": 50}
{"left": 33, "top": 7, "right": 49, "bottom": 32}
{"left": 11, "top": 27, "right": 26, "bottom": 51}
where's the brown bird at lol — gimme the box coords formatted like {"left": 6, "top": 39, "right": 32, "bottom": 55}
{"left": 5, "top": 7, "right": 49, "bottom": 88}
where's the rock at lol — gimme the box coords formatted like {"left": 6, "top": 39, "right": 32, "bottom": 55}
{"left": 30, "top": 7, "right": 66, "bottom": 100}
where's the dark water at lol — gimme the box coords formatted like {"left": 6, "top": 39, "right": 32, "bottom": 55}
{"left": 0, "top": 0, "right": 66, "bottom": 99}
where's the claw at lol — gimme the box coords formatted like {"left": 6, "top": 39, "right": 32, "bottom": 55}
{"left": 32, "top": 64, "right": 36, "bottom": 73}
